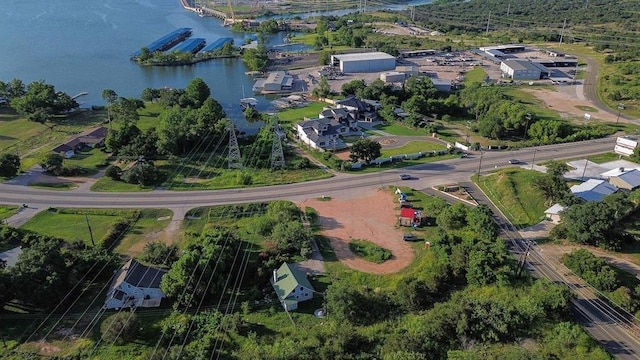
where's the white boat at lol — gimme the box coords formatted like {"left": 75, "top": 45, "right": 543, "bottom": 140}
{"left": 240, "top": 97, "right": 258, "bottom": 110}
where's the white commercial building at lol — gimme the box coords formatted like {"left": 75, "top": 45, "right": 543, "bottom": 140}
{"left": 331, "top": 52, "right": 396, "bottom": 73}
{"left": 500, "top": 59, "right": 550, "bottom": 80}
{"left": 614, "top": 136, "right": 638, "bottom": 156}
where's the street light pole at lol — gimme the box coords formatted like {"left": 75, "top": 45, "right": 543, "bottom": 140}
{"left": 524, "top": 113, "right": 532, "bottom": 140}
{"left": 581, "top": 158, "right": 589, "bottom": 181}
{"left": 616, "top": 103, "right": 625, "bottom": 125}
{"left": 531, "top": 149, "right": 537, "bottom": 170}
{"left": 477, "top": 151, "right": 483, "bottom": 180}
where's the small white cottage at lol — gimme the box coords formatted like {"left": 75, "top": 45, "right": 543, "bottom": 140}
{"left": 103, "top": 259, "right": 167, "bottom": 310}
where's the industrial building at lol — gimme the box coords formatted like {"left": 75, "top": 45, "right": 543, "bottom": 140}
{"left": 252, "top": 71, "right": 294, "bottom": 93}
{"left": 500, "top": 59, "right": 550, "bottom": 80}
{"left": 380, "top": 71, "right": 406, "bottom": 83}
{"left": 331, "top": 52, "right": 396, "bottom": 73}
{"left": 431, "top": 78, "right": 452, "bottom": 92}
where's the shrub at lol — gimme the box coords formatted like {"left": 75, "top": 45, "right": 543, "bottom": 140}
{"left": 105, "top": 165, "right": 122, "bottom": 180}
{"left": 99, "top": 312, "right": 140, "bottom": 345}
{"left": 348, "top": 239, "right": 392, "bottom": 264}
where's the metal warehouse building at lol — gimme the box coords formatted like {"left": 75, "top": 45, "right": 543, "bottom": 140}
{"left": 331, "top": 52, "right": 396, "bottom": 73}
{"left": 500, "top": 59, "right": 550, "bottom": 80}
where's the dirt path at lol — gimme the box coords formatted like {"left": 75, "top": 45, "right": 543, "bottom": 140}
{"left": 301, "top": 188, "right": 414, "bottom": 274}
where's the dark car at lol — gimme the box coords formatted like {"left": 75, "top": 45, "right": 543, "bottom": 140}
{"left": 399, "top": 174, "right": 411, "bottom": 180}
{"left": 508, "top": 159, "right": 520, "bottom": 164}
{"left": 402, "top": 233, "right": 419, "bottom": 242}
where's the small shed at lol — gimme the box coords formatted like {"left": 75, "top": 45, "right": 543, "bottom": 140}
{"left": 609, "top": 169, "right": 640, "bottom": 191}
{"left": 544, "top": 203, "right": 565, "bottom": 223}
{"left": 399, "top": 208, "right": 422, "bottom": 227}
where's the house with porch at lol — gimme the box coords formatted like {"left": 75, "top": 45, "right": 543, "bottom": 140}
{"left": 335, "top": 96, "right": 378, "bottom": 122}
{"left": 296, "top": 117, "right": 349, "bottom": 150}
{"left": 103, "top": 259, "right": 167, "bottom": 310}
{"left": 271, "top": 262, "right": 315, "bottom": 311}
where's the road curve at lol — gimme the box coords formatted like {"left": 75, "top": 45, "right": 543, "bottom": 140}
{"left": 583, "top": 55, "right": 633, "bottom": 122}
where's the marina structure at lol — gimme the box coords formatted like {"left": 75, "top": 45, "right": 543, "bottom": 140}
{"left": 201, "top": 37, "right": 234, "bottom": 53}
{"left": 173, "top": 38, "right": 206, "bottom": 54}
{"left": 130, "top": 28, "right": 193, "bottom": 59}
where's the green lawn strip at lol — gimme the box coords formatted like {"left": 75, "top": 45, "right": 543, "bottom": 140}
{"left": 380, "top": 141, "right": 446, "bottom": 157}
{"left": 374, "top": 122, "right": 427, "bottom": 136}
{"left": 463, "top": 66, "right": 487, "bottom": 85}
{"left": 163, "top": 168, "right": 332, "bottom": 190}
{"left": 114, "top": 209, "right": 173, "bottom": 254}
{"left": 575, "top": 105, "right": 599, "bottom": 112}
{"left": 276, "top": 102, "right": 327, "bottom": 126}
{"left": 0, "top": 205, "right": 19, "bottom": 221}
{"left": 348, "top": 239, "right": 392, "bottom": 264}
{"left": 28, "top": 182, "right": 78, "bottom": 191}
{"left": 64, "top": 147, "right": 111, "bottom": 173}
{"left": 347, "top": 154, "right": 458, "bottom": 174}
{"left": 90, "top": 177, "right": 155, "bottom": 192}
{"left": 20, "top": 208, "right": 139, "bottom": 246}
{"left": 474, "top": 169, "right": 548, "bottom": 228}
{"left": 135, "top": 102, "right": 164, "bottom": 131}
{"left": 549, "top": 152, "right": 629, "bottom": 165}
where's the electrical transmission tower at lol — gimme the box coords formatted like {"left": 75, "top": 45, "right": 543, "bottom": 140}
{"left": 228, "top": 124, "right": 243, "bottom": 169}
{"left": 270, "top": 120, "right": 286, "bottom": 170}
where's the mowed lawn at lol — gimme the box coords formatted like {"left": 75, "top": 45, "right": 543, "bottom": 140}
{"left": 475, "top": 168, "right": 548, "bottom": 228}
{"left": 381, "top": 141, "right": 447, "bottom": 157}
{"left": 21, "top": 210, "right": 121, "bottom": 245}
{"left": 277, "top": 101, "right": 326, "bottom": 125}
{"left": 0, "top": 113, "right": 47, "bottom": 153}
{"left": 0, "top": 206, "right": 18, "bottom": 221}
{"left": 374, "top": 122, "right": 427, "bottom": 136}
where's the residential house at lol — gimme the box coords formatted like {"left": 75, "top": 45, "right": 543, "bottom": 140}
{"left": 319, "top": 107, "right": 358, "bottom": 130}
{"left": 608, "top": 168, "right": 640, "bottom": 191}
{"left": 270, "top": 262, "right": 315, "bottom": 311}
{"left": 399, "top": 207, "right": 422, "bottom": 227}
{"left": 335, "top": 96, "right": 377, "bottom": 122}
{"left": 296, "top": 117, "right": 348, "bottom": 150}
{"left": 570, "top": 179, "right": 617, "bottom": 202}
{"left": 103, "top": 259, "right": 167, "bottom": 310}
{"left": 52, "top": 126, "right": 108, "bottom": 158}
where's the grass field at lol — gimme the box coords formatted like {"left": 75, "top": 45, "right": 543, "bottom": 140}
{"left": 556, "top": 152, "right": 629, "bottom": 165}
{"left": 64, "top": 147, "right": 111, "bottom": 172}
{"left": 276, "top": 102, "right": 326, "bottom": 125}
{"left": 114, "top": 209, "right": 173, "bottom": 254}
{"left": 474, "top": 168, "right": 548, "bottom": 228}
{"left": 0, "top": 205, "right": 18, "bottom": 221}
{"left": 380, "top": 141, "right": 447, "bottom": 157}
{"left": 19, "top": 208, "right": 170, "bottom": 250}
{"left": 374, "top": 122, "right": 427, "bottom": 136}
{"left": 136, "top": 102, "right": 163, "bottom": 131}
{"left": 463, "top": 66, "right": 487, "bottom": 85}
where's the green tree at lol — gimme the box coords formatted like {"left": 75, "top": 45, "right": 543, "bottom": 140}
{"left": 122, "top": 161, "right": 164, "bottom": 186}
{"left": 0, "top": 153, "right": 21, "bottom": 177}
{"left": 341, "top": 79, "right": 366, "bottom": 97}
{"left": 105, "top": 165, "right": 122, "bottom": 180}
{"left": 101, "top": 89, "right": 118, "bottom": 127}
{"left": 312, "top": 76, "right": 332, "bottom": 99}
{"left": 436, "top": 203, "right": 468, "bottom": 230}
{"left": 105, "top": 122, "right": 141, "bottom": 154}
{"left": 7, "top": 78, "right": 26, "bottom": 99}
{"left": 100, "top": 312, "right": 140, "bottom": 345}
{"left": 184, "top": 77, "right": 210, "bottom": 108}
{"left": 242, "top": 45, "right": 269, "bottom": 72}
{"left": 140, "top": 242, "right": 179, "bottom": 267}
{"left": 349, "top": 138, "right": 382, "bottom": 164}
{"left": 10, "top": 80, "right": 78, "bottom": 127}
{"left": 41, "top": 153, "right": 64, "bottom": 175}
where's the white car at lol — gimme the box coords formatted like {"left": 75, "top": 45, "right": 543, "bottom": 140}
{"left": 399, "top": 174, "right": 411, "bottom": 180}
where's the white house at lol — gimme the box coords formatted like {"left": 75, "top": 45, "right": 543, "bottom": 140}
{"left": 296, "top": 117, "right": 348, "bottom": 150}
{"left": 270, "top": 262, "right": 315, "bottom": 311}
{"left": 103, "top": 259, "right": 167, "bottom": 310}
{"left": 544, "top": 204, "right": 565, "bottom": 223}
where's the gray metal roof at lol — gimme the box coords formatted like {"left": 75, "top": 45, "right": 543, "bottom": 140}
{"left": 502, "top": 59, "right": 545, "bottom": 72}
{"left": 333, "top": 52, "right": 395, "bottom": 62}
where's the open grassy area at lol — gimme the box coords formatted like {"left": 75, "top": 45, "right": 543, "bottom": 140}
{"left": 348, "top": 152, "right": 458, "bottom": 173}
{"left": 276, "top": 102, "right": 327, "bottom": 125}
{"left": 348, "top": 239, "right": 392, "bottom": 263}
{"left": 28, "top": 182, "right": 78, "bottom": 191}
{"left": 114, "top": 209, "right": 173, "bottom": 254}
{"left": 136, "top": 102, "right": 164, "bottom": 131}
{"left": 555, "top": 152, "right": 629, "bottom": 165}
{"left": 380, "top": 141, "right": 447, "bottom": 157}
{"left": 474, "top": 168, "right": 548, "bottom": 228}
{"left": 0, "top": 205, "right": 19, "bottom": 221}
{"left": 374, "top": 122, "right": 427, "bottom": 136}
{"left": 64, "top": 147, "right": 111, "bottom": 173}
{"left": 463, "top": 66, "right": 487, "bottom": 85}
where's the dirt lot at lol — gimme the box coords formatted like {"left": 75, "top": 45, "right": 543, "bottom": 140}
{"left": 301, "top": 188, "right": 414, "bottom": 274}
{"left": 523, "top": 86, "right": 621, "bottom": 123}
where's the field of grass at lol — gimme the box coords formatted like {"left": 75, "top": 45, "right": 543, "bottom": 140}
{"left": 90, "top": 177, "right": 155, "bottom": 192}
{"left": 276, "top": 102, "right": 326, "bottom": 125}
{"left": 0, "top": 205, "right": 19, "bottom": 221}
{"left": 474, "top": 168, "right": 548, "bottom": 228}
{"left": 380, "top": 141, "right": 447, "bottom": 157}
{"left": 28, "top": 182, "right": 78, "bottom": 191}
{"left": 64, "top": 147, "right": 111, "bottom": 173}
{"left": 556, "top": 152, "right": 628, "bottom": 165}
{"left": 114, "top": 209, "right": 173, "bottom": 254}
{"left": 374, "top": 122, "right": 427, "bottom": 136}
{"left": 463, "top": 66, "right": 487, "bottom": 85}
{"left": 348, "top": 239, "right": 392, "bottom": 263}
{"left": 136, "top": 102, "right": 164, "bottom": 131}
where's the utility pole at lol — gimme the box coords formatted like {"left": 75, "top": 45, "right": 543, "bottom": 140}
{"left": 559, "top": 19, "right": 567, "bottom": 45}
{"left": 477, "top": 151, "right": 483, "bottom": 180}
{"left": 531, "top": 149, "right": 537, "bottom": 170}
{"left": 524, "top": 113, "right": 532, "bottom": 140}
{"left": 486, "top": 12, "right": 491, "bottom": 35}
{"left": 85, "top": 214, "right": 95, "bottom": 247}
{"left": 581, "top": 158, "right": 589, "bottom": 181}
{"left": 506, "top": 3, "right": 510, "bottom": 16}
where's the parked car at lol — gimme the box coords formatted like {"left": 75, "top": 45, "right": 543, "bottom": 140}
{"left": 508, "top": 159, "right": 520, "bottom": 164}
{"left": 402, "top": 233, "right": 419, "bottom": 242}
{"left": 399, "top": 174, "right": 411, "bottom": 180}
{"left": 459, "top": 153, "right": 468, "bottom": 158}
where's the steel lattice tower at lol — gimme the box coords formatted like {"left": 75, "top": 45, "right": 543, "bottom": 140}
{"left": 228, "top": 124, "right": 243, "bottom": 169}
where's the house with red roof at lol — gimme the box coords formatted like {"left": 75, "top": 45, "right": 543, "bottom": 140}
{"left": 399, "top": 208, "right": 422, "bottom": 227}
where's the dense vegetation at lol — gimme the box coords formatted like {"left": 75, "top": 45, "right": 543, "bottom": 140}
{"left": 135, "top": 41, "right": 237, "bottom": 66}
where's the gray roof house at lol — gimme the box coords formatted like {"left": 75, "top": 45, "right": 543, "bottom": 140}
{"left": 103, "top": 259, "right": 167, "bottom": 310}
{"left": 296, "top": 117, "right": 348, "bottom": 151}
{"left": 52, "top": 126, "right": 108, "bottom": 158}
{"left": 335, "top": 96, "right": 378, "bottom": 122}
{"left": 570, "top": 179, "right": 618, "bottom": 202}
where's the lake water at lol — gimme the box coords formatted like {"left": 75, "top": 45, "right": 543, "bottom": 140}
{"left": 0, "top": 0, "right": 430, "bottom": 130}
